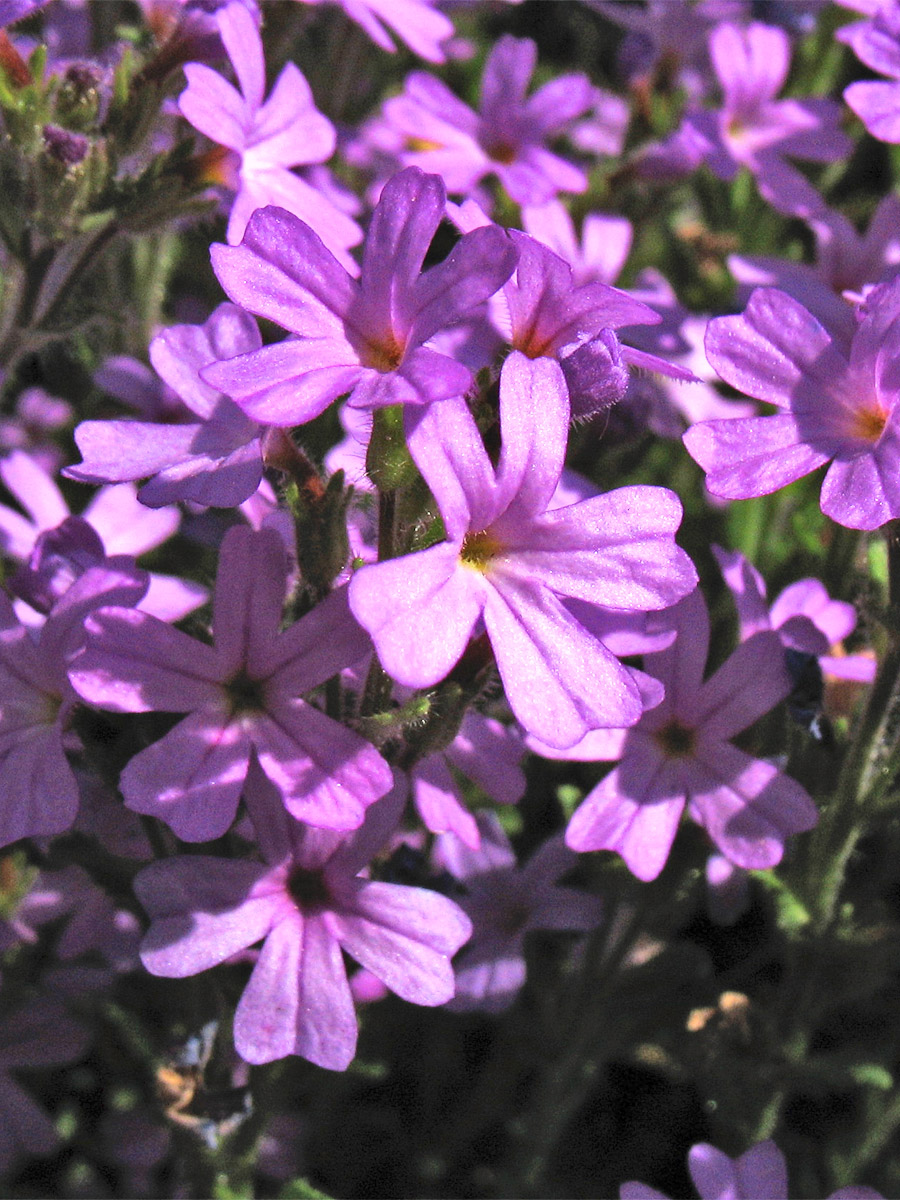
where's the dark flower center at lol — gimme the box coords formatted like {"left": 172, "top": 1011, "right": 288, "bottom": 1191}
{"left": 287, "top": 866, "right": 330, "bottom": 912}
{"left": 224, "top": 669, "right": 266, "bottom": 715}
{"left": 654, "top": 719, "right": 696, "bottom": 758}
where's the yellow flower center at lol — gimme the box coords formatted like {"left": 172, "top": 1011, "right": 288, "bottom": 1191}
{"left": 460, "top": 529, "right": 501, "bottom": 572}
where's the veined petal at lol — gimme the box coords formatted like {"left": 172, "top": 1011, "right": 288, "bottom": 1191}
{"left": 235, "top": 914, "right": 357, "bottom": 1070}
{"left": 70, "top": 607, "right": 222, "bottom": 713}
{"left": 484, "top": 577, "right": 644, "bottom": 748}
{"left": 253, "top": 702, "right": 392, "bottom": 830}
{"left": 137, "top": 856, "right": 274, "bottom": 976}
{"left": 696, "top": 631, "right": 792, "bottom": 740}
{"left": 349, "top": 544, "right": 484, "bottom": 688}
{"left": 684, "top": 414, "right": 831, "bottom": 499}
{"left": 121, "top": 711, "right": 251, "bottom": 842}
{"left": 494, "top": 351, "right": 569, "bottom": 521}
{"left": 211, "top": 206, "right": 355, "bottom": 336}
{"left": 204, "top": 339, "right": 361, "bottom": 427}
{"left": 213, "top": 526, "right": 288, "bottom": 679}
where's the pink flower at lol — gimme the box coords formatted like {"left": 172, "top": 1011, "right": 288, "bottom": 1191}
{"left": 136, "top": 772, "right": 471, "bottom": 1069}
{"left": 68, "top": 525, "right": 392, "bottom": 840}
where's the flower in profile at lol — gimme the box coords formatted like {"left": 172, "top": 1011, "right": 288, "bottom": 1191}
{"left": 68, "top": 526, "right": 393, "bottom": 841}
{"left": 348, "top": 351, "right": 697, "bottom": 749}
{"left": 203, "top": 168, "right": 517, "bottom": 426}
{"left": 434, "top": 812, "right": 603, "bottom": 1012}
{"left": 685, "top": 279, "right": 900, "bottom": 529}
{"left": 642, "top": 21, "right": 850, "bottom": 218}
{"left": 136, "top": 770, "right": 471, "bottom": 1069}
{"left": 179, "top": 0, "right": 361, "bottom": 263}
{"left": 713, "top": 545, "right": 876, "bottom": 685}
{"left": 381, "top": 35, "right": 595, "bottom": 206}
{"left": 551, "top": 587, "right": 817, "bottom": 881}
{"left": 620, "top": 1138, "right": 882, "bottom": 1199}
{"left": 66, "top": 303, "right": 265, "bottom": 509}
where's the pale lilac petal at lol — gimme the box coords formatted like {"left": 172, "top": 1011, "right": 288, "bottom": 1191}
{"left": 683, "top": 415, "right": 831, "bottom": 500}
{"left": 210, "top": 207, "right": 354, "bottom": 337}
{"left": 484, "top": 579, "right": 644, "bottom": 748}
{"left": 0, "top": 450, "right": 69, "bottom": 531}
{"left": 149, "top": 303, "right": 262, "bottom": 421}
{"left": 565, "top": 759, "right": 685, "bottom": 882}
{"left": 445, "top": 712, "right": 525, "bottom": 806}
{"left": 643, "top": 590, "right": 709, "bottom": 715}
{"left": 122, "top": 711, "right": 251, "bottom": 841}
{"left": 712, "top": 545, "right": 772, "bottom": 639}
{"left": 179, "top": 63, "right": 247, "bottom": 151}
{"left": 389, "top": 345, "right": 473, "bottom": 407}
{"left": 525, "top": 73, "right": 595, "bottom": 134}
{"left": 689, "top": 1140, "right": 788, "bottom": 1200}
{"left": 711, "top": 22, "right": 790, "bottom": 112}
{"left": 137, "top": 856, "right": 273, "bottom": 975}
{"left": 265, "top": 585, "right": 373, "bottom": 691}
{"left": 349, "top": 545, "right": 484, "bottom": 688}
{"left": 820, "top": 418, "right": 900, "bottom": 529}
{"left": 253, "top": 702, "right": 392, "bottom": 830}
{"left": 84, "top": 484, "right": 179, "bottom": 556}
{"left": 204, "top": 338, "right": 361, "bottom": 426}
{"left": 67, "top": 422, "right": 210, "bottom": 484}
{"left": 696, "top": 632, "right": 792, "bottom": 741}
{"left": 213, "top": 526, "right": 287, "bottom": 679}
{"left": 619, "top": 1185, "right": 669, "bottom": 1200}
{"left": 405, "top": 395, "right": 497, "bottom": 536}
{"left": 217, "top": 0, "right": 264, "bottom": 109}
{"left": 494, "top": 352, "right": 569, "bottom": 521}
{"left": 845, "top": 81, "right": 900, "bottom": 143}
{"left": 231, "top": 170, "right": 362, "bottom": 269}
{"left": 481, "top": 35, "right": 536, "bottom": 124}
{"left": 821, "top": 653, "right": 877, "bottom": 683}
{"left": 495, "top": 486, "right": 694, "bottom": 610}
{"left": 704, "top": 289, "right": 845, "bottom": 408}
{"left": 769, "top": 579, "right": 855, "bottom": 645}
{"left": 71, "top": 607, "right": 222, "bottom": 713}
{"left": 327, "top": 778, "right": 408, "bottom": 877}
{"left": 331, "top": 879, "right": 470, "bottom": 1003}
{"left": 450, "top": 955, "right": 525, "bottom": 1013}
{"left": 408, "top": 225, "right": 517, "bottom": 344}
{"left": 689, "top": 744, "right": 817, "bottom": 869}
{"left": 412, "top": 754, "right": 480, "bottom": 847}
{"left": 252, "top": 62, "right": 334, "bottom": 164}
{"left": 235, "top": 914, "right": 357, "bottom": 1070}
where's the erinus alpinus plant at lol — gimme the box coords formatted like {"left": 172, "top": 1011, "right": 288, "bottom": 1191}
{"left": 0, "top": 1, "right": 899, "bottom": 1196}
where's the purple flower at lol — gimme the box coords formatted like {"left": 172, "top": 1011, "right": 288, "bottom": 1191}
{"left": 644, "top": 22, "right": 850, "bottom": 218}
{"left": 348, "top": 351, "right": 697, "bottom": 749}
{"left": 434, "top": 812, "right": 603, "bottom": 1012}
{"left": 68, "top": 525, "right": 392, "bottom": 840}
{"left": 685, "top": 279, "right": 900, "bottom": 529}
{"left": 451, "top": 202, "right": 695, "bottom": 418}
{"left": 552, "top": 587, "right": 817, "bottom": 881}
{"left": 136, "top": 771, "right": 471, "bottom": 1069}
{"left": 66, "top": 303, "right": 265, "bottom": 509}
{"left": 298, "top": 0, "right": 454, "bottom": 62}
{"left": 0, "top": 450, "right": 205, "bottom": 623}
{"left": 203, "top": 168, "right": 517, "bottom": 425}
{"left": 713, "top": 545, "right": 876, "bottom": 684}
{"left": 842, "top": 1, "right": 900, "bottom": 143}
{"left": 728, "top": 195, "right": 900, "bottom": 346}
{"left": 620, "top": 1139, "right": 882, "bottom": 1200}
{"left": 380, "top": 35, "right": 595, "bottom": 206}
{"left": 178, "top": 0, "right": 361, "bottom": 261}
{"left": 0, "top": 386, "right": 72, "bottom": 473}
{"left": 0, "top": 562, "right": 147, "bottom": 849}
